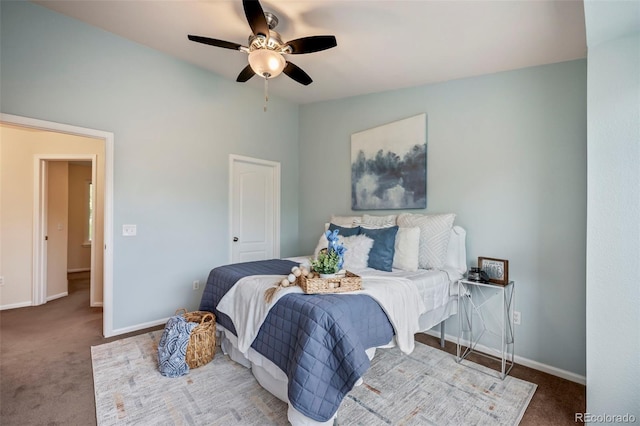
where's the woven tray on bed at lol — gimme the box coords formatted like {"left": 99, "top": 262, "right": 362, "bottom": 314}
{"left": 297, "top": 271, "right": 362, "bottom": 294}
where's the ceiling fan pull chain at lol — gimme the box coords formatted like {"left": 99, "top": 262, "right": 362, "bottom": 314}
{"left": 264, "top": 77, "right": 269, "bottom": 112}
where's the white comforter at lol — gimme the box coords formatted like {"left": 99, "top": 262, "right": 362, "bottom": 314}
{"left": 216, "top": 273, "right": 427, "bottom": 355}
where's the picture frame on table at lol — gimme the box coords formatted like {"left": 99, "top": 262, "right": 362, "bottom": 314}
{"left": 478, "top": 257, "right": 509, "bottom": 285}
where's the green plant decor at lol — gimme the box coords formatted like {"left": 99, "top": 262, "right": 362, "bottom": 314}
{"left": 311, "top": 250, "right": 341, "bottom": 275}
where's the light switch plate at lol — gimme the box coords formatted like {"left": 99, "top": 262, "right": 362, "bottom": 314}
{"left": 122, "top": 224, "right": 137, "bottom": 236}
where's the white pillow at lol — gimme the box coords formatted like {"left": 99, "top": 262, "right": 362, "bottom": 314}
{"left": 397, "top": 213, "right": 456, "bottom": 269}
{"left": 330, "top": 215, "right": 362, "bottom": 227}
{"left": 362, "top": 214, "right": 397, "bottom": 228}
{"left": 393, "top": 227, "right": 420, "bottom": 272}
{"left": 339, "top": 234, "right": 374, "bottom": 270}
{"left": 313, "top": 235, "right": 326, "bottom": 258}
{"left": 445, "top": 226, "right": 467, "bottom": 274}
{"left": 313, "top": 223, "right": 331, "bottom": 257}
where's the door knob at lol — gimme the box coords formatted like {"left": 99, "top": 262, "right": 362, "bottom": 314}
{"left": 233, "top": 237, "right": 239, "bottom": 242}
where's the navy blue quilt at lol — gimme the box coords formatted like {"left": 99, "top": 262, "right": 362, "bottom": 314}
{"left": 199, "top": 259, "right": 394, "bottom": 422}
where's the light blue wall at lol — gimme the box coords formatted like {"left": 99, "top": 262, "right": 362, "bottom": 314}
{"left": 299, "top": 60, "right": 587, "bottom": 376}
{"left": 584, "top": 0, "right": 640, "bottom": 416}
{"left": 0, "top": 1, "right": 300, "bottom": 329}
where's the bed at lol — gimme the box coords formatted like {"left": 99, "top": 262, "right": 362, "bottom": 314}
{"left": 199, "top": 214, "right": 467, "bottom": 425}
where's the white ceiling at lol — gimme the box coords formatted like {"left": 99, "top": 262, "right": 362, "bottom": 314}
{"left": 34, "top": 0, "right": 587, "bottom": 105}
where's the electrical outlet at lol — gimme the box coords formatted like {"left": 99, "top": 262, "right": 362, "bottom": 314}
{"left": 513, "top": 311, "right": 521, "bottom": 325}
{"left": 192, "top": 280, "right": 200, "bottom": 291}
{"left": 122, "top": 224, "right": 137, "bottom": 236}
{"left": 0, "top": 276, "right": 4, "bottom": 286}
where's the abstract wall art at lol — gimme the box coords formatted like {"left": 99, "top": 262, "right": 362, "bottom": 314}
{"left": 351, "top": 114, "right": 427, "bottom": 210}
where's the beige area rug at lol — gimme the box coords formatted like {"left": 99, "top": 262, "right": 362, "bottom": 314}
{"left": 92, "top": 331, "right": 536, "bottom": 425}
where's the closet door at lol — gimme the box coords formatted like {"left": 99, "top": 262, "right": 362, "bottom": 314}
{"left": 229, "top": 155, "right": 280, "bottom": 263}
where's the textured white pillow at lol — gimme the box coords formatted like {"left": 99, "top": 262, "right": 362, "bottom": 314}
{"left": 339, "top": 234, "right": 374, "bottom": 270}
{"left": 313, "top": 223, "right": 331, "bottom": 257}
{"left": 393, "top": 227, "right": 420, "bottom": 271}
{"left": 313, "top": 235, "right": 327, "bottom": 258}
{"left": 397, "top": 213, "right": 456, "bottom": 269}
{"left": 330, "top": 215, "right": 362, "bottom": 227}
{"left": 362, "top": 214, "right": 397, "bottom": 228}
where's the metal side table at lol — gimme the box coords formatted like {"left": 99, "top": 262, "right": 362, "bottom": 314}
{"left": 457, "top": 279, "right": 515, "bottom": 379}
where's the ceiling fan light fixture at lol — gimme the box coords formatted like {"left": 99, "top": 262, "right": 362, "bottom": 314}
{"left": 188, "top": 0, "right": 337, "bottom": 88}
{"left": 248, "top": 49, "right": 286, "bottom": 79}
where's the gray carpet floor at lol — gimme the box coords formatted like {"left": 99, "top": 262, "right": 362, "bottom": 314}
{"left": 0, "top": 272, "right": 585, "bottom": 425}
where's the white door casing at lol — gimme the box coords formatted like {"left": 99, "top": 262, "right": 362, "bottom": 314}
{"left": 33, "top": 159, "right": 48, "bottom": 306}
{"left": 229, "top": 155, "right": 280, "bottom": 263}
{"left": 45, "top": 160, "right": 71, "bottom": 301}
{"left": 34, "top": 155, "right": 98, "bottom": 306}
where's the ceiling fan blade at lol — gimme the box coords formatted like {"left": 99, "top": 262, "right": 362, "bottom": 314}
{"left": 188, "top": 35, "right": 242, "bottom": 50}
{"left": 286, "top": 35, "right": 337, "bottom": 54}
{"left": 236, "top": 65, "right": 256, "bottom": 82}
{"left": 283, "top": 61, "right": 312, "bottom": 86}
{"left": 243, "top": 0, "right": 269, "bottom": 37}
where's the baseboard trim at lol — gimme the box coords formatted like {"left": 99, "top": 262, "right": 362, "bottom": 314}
{"left": 47, "top": 292, "right": 68, "bottom": 302}
{"left": 67, "top": 268, "right": 91, "bottom": 273}
{"left": 423, "top": 329, "right": 586, "bottom": 385}
{"left": 0, "top": 301, "right": 33, "bottom": 311}
{"left": 108, "top": 316, "right": 169, "bottom": 338}
{"left": 107, "top": 317, "right": 585, "bottom": 385}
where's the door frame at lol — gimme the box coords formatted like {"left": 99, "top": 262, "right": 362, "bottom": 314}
{"left": 0, "top": 113, "right": 115, "bottom": 337}
{"left": 34, "top": 155, "right": 97, "bottom": 306}
{"left": 228, "top": 154, "right": 281, "bottom": 263}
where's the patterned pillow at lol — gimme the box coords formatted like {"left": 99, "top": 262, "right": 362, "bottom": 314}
{"left": 339, "top": 234, "right": 374, "bottom": 270}
{"left": 392, "top": 227, "right": 420, "bottom": 272}
{"left": 362, "top": 214, "right": 397, "bottom": 228}
{"left": 359, "top": 226, "right": 399, "bottom": 272}
{"left": 330, "top": 215, "right": 362, "bottom": 227}
{"left": 396, "top": 213, "right": 456, "bottom": 269}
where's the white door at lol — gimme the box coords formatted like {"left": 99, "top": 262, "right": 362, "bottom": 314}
{"left": 229, "top": 155, "right": 280, "bottom": 263}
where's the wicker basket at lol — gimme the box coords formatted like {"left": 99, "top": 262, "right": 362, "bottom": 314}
{"left": 298, "top": 271, "right": 362, "bottom": 294}
{"left": 176, "top": 309, "right": 216, "bottom": 369}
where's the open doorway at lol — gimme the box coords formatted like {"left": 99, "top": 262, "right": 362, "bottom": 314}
{"left": 36, "top": 156, "right": 98, "bottom": 307}
{"left": 65, "top": 160, "right": 95, "bottom": 305}
{"left": 0, "top": 113, "right": 115, "bottom": 337}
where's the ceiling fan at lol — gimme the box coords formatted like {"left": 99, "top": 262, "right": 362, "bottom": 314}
{"left": 188, "top": 0, "right": 337, "bottom": 86}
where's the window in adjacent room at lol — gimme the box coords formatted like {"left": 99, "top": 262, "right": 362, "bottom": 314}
{"left": 83, "top": 180, "right": 93, "bottom": 246}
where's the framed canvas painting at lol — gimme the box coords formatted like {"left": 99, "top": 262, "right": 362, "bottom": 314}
{"left": 351, "top": 114, "right": 427, "bottom": 210}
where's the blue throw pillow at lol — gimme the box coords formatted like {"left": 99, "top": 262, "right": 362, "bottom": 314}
{"left": 359, "top": 226, "right": 399, "bottom": 272}
{"left": 328, "top": 223, "right": 361, "bottom": 237}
